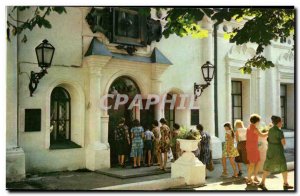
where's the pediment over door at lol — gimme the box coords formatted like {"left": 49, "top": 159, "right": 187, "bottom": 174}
{"left": 276, "top": 50, "right": 294, "bottom": 68}
{"left": 226, "top": 44, "right": 256, "bottom": 65}
{"left": 225, "top": 44, "right": 257, "bottom": 76}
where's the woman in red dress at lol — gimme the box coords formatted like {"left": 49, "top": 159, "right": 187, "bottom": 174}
{"left": 246, "top": 114, "right": 268, "bottom": 185}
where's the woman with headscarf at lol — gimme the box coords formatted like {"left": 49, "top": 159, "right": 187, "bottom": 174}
{"left": 258, "top": 116, "right": 293, "bottom": 191}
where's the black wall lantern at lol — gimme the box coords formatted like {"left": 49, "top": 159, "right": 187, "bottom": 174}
{"left": 194, "top": 61, "right": 215, "bottom": 100}
{"left": 29, "top": 39, "right": 55, "bottom": 97}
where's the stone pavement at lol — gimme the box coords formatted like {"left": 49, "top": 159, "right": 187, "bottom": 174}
{"left": 170, "top": 171, "right": 295, "bottom": 191}
{"left": 6, "top": 169, "right": 171, "bottom": 190}
{"left": 7, "top": 150, "right": 295, "bottom": 191}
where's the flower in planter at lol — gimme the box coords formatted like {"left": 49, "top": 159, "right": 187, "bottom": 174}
{"left": 178, "top": 126, "right": 187, "bottom": 138}
{"left": 181, "top": 129, "right": 201, "bottom": 140}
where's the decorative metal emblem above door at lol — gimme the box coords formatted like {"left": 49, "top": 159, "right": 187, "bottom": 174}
{"left": 86, "top": 7, "right": 162, "bottom": 55}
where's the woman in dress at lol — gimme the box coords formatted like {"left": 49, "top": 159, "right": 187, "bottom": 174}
{"left": 234, "top": 120, "right": 249, "bottom": 176}
{"left": 259, "top": 116, "right": 293, "bottom": 191}
{"left": 152, "top": 120, "right": 161, "bottom": 166}
{"left": 196, "top": 124, "right": 211, "bottom": 168}
{"left": 114, "top": 118, "right": 130, "bottom": 168}
{"left": 246, "top": 114, "right": 268, "bottom": 185}
{"left": 221, "top": 123, "right": 239, "bottom": 178}
{"left": 170, "top": 123, "right": 181, "bottom": 161}
{"left": 159, "top": 118, "right": 171, "bottom": 171}
{"left": 130, "top": 119, "right": 144, "bottom": 168}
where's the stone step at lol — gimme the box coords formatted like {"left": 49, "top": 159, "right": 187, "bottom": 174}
{"left": 96, "top": 165, "right": 171, "bottom": 179}
{"left": 94, "top": 177, "right": 185, "bottom": 190}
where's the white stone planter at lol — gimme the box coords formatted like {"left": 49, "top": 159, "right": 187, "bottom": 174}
{"left": 178, "top": 139, "right": 200, "bottom": 151}
{"left": 171, "top": 139, "right": 206, "bottom": 186}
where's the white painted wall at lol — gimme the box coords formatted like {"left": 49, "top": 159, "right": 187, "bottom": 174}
{"left": 17, "top": 7, "right": 83, "bottom": 67}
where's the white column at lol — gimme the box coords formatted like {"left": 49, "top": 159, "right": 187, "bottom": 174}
{"left": 286, "top": 85, "right": 294, "bottom": 129}
{"left": 6, "top": 6, "right": 26, "bottom": 182}
{"left": 226, "top": 61, "right": 232, "bottom": 123}
{"left": 199, "top": 19, "right": 214, "bottom": 135}
{"left": 264, "top": 46, "right": 277, "bottom": 124}
{"left": 264, "top": 70, "right": 280, "bottom": 123}
{"left": 256, "top": 70, "right": 264, "bottom": 116}
{"left": 88, "top": 66, "right": 102, "bottom": 146}
{"left": 153, "top": 79, "right": 164, "bottom": 120}
{"left": 84, "top": 55, "right": 111, "bottom": 170}
{"left": 200, "top": 17, "right": 222, "bottom": 159}
{"left": 101, "top": 115, "right": 109, "bottom": 145}
{"left": 151, "top": 64, "right": 170, "bottom": 120}
{"left": 276, "top": 71, "right": 281, "bottom": 116}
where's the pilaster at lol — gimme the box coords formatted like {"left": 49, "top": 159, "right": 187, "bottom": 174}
{"left": 200, "top": 17, "right": 222, "bottom": 159}
{"left": 6, "top": 6, "right": 26, "bottom": 181}
{"left": 84, "top": 55, "right": 111, "bottom": 170}
{"left": 151, "top": 63, "right": 170, "bottom": 120}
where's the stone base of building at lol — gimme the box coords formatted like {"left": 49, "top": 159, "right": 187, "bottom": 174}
{"left": 6, "top": 147, "right": 26, "bottom": 182}
{"left": 171, "top": 151, "right": 206, "bottom": 185}
{"left": 211, "top": 136, "right": 222, "bottom": 159}
{"left": 86, "top": 142, "right": 110, "bottom": 171}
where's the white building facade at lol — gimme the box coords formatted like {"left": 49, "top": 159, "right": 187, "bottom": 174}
{"left": 6, "top": 7, "right": 295, "bottom": 181}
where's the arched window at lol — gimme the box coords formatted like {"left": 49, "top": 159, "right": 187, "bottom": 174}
{"left": 50, "top": 87, "right": 71, "bottom": 144}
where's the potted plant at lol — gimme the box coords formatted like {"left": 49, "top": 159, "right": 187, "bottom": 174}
{"left": 171, "top": 129, "right": 205, "bottom": 186}
{"left": 177, "top": 129, "right": 201, "bottom": 156}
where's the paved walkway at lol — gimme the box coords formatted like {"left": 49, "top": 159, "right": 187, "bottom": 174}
{"left": 179, "top": 171, "right": 295, "bottom": 191}
{"left": 7, "top": 170, "right": 171, "bottom": 190}
{"left": 7, "top": 151, "right": 294, "bottom": 191}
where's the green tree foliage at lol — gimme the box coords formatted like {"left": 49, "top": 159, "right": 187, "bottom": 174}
{"left": 158, "top": 8, "right": 295, "bottom": 73}
{"left": 7, "top": 6, "right": 67, "bottom": 43}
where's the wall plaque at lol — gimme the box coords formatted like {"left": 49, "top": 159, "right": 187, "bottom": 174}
{"left": 25, "top": 109, "right": 41, "bottom": 132}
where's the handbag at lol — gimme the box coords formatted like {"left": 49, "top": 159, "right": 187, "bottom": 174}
{"left": 206, "top": 150, "right": 214, "bottom": 171}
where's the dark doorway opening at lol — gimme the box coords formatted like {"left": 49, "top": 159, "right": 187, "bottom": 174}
{"left": 107, "top": 76, "right": 155, "bottom": 167}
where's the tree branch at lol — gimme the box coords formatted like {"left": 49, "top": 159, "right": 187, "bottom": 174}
{"left": 8, "top": 14, "right": 26, "bottom": 24}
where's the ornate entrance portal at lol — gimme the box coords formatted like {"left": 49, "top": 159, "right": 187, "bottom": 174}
{"left": 107, "top": 76, "right": 154, "bottom": 167}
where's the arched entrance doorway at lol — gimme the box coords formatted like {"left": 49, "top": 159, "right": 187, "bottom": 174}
{"left": 107, "top": 76, "right": 155, "bottom": 167}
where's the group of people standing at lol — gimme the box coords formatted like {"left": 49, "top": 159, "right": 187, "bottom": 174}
{"left": 221, "top": 114, "right": 293, "bottom": 191}
{"left": 113, "top": 117, "right": 174, "bottom": 170}
{"left": 113, "top": 117, "right": 213, "bottom": 171}
{"left": 114, "top": 113, "right": 293, "bottom": 190}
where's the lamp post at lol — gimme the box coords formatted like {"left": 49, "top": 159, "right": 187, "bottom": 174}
{"left": 29, "top": 39, "right": 55, "bottom": 97}
{"left": 194, "top": 61, "right": 215, "bottom": 100}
